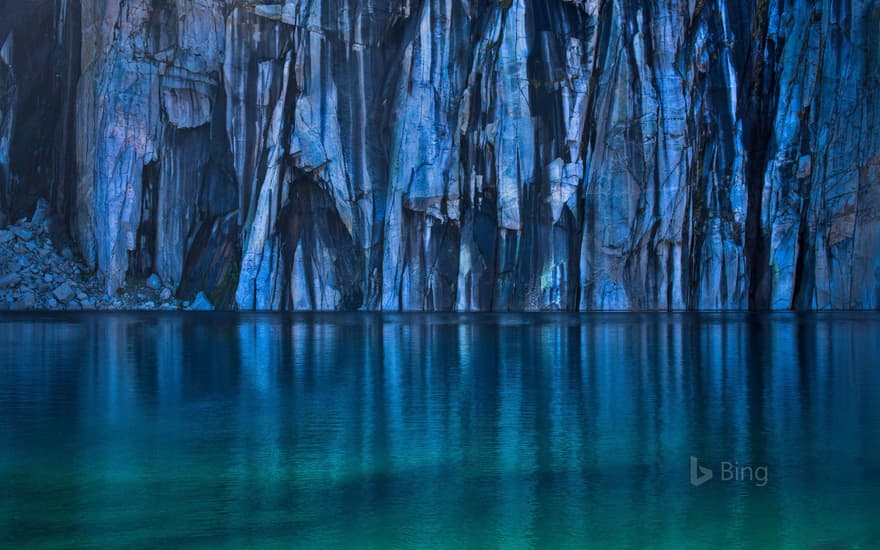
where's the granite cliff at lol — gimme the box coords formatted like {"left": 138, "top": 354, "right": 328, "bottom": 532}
{"left": 1, "top": 0, "right": 879, "bottom": 310}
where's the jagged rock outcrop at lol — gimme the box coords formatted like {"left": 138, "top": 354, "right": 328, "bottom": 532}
{"left": 0, "top": 0, "right": 878, "bottom": 310}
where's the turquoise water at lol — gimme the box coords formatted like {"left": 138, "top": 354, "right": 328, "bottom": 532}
{"left": 1, "top": 312, "right": 879, "bottom": 548}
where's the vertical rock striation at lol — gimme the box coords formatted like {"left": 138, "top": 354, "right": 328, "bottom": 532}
{"left": 1, "top": 0, "right": 80, "bottom": 228}
{"left": 1, "top": 0, "right": 878, "bottom": 310}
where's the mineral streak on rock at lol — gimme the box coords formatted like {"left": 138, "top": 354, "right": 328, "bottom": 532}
{"left": 0, "top": 0, "right": 878, "bottom": 310}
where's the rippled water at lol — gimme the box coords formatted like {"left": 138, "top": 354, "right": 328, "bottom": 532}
{"left": 1, "top": 312, "right": 879, "bottom": 548}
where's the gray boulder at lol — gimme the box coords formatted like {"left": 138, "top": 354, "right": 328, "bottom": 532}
{"left": 146, "top": 273, "right": 162, "bottom": 290}
{"left": 189, "top": 291, "right": 214, "bottom": 311}
{"left": 52, "top": 282, "right": 75, "bottom": 303}
{"left": 11, "top": 292, "right": 35, "bottom": 310}
{"left": 10, "top": 226, "right": 32, "bottom": 242}
{"left": 30, "top": 198, "right": 50, "bottom": 228}
{"left": 0, "top": 273, "right": 19, "bottom": 288}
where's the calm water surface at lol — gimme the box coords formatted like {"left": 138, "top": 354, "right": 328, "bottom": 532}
{"left": 1, "top": 312, "right": 879, "bottom": 548}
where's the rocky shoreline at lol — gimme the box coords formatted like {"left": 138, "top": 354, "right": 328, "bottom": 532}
{"left": 0, "top": 201, "right": 214, "bottom": 312}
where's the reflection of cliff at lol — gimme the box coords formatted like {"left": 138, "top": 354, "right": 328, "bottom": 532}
{"left": 2, "top": 313, "right": 879, "bottom": 545}
{"left": 1, "top": 1, "right": 879, "bottom": 310}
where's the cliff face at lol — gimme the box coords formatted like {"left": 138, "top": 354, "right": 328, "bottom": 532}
{"left": 1, "top": 0, "right": 879, "bottom": 311}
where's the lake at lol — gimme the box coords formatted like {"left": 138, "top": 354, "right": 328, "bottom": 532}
{"left": 1, "top": 312, "right": 879, "bottom": 548}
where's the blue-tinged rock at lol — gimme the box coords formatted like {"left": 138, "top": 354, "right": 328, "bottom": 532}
{"left": 146, "top": 274, "right": 162, "bottom": 290}
{"left": 190, "top": 291, "right": 214, "bottom": 311}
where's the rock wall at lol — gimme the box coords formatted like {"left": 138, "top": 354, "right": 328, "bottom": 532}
{"left": 1, "top": 0, "right": 879, "bottom": 310}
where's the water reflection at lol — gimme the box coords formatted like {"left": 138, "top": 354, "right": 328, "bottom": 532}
{"left": 1, "top": 313, "right": 879, "bottom": 547}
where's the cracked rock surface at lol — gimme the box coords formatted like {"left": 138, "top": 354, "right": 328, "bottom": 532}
{"left": 1, "top": 0, "right": 879, "bottom": 311}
